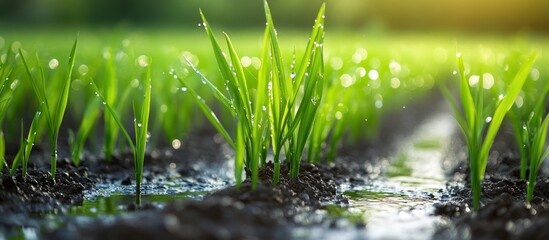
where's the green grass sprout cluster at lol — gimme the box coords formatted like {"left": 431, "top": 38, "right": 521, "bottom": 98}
{"left": 90, "top": 59, "right": 152, "bottom": 202}
{"left": 178, "top": 1, "right": 325, "bottom": 188}
{"left": 507, "top": 64, "right": 549, "bottom": 203}
{"left": 18, "top": 37, "right": 78, "bottom": 180}
{"left": 0, "top": 43, "right": 17, "bottom": 173}
{"left": 441, "top": 51, "right": 537, "bottom": 211}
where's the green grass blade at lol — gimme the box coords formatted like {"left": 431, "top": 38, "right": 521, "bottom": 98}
{"left": 10, "top": 120, "right": 25, "bottom": 176}
{"left": 90, "top": 78, "right": 136, "bottom": 155}
{"left": 71, "top": 98, "right": 101, "bottom": 165}
{"left": 18, "top": 50, "right": 53, "bottom": 132}
{"left": 182, "top": 57, "right": 234, "bottom": 115}
{"left": 104, "top": 48, "right": 119, "bottom": 162}
{"left": 175, "top": 74, "right": 235, "bottom": 148}
{"left": 223, "top": 33, "right": 253, "bottom": 121}
{"left": 235, "top": 121, "right": 245, "bottom": 188}
{"left": 54, "top": 37, "right": 78, "bottom": 130}
{"left": 0, "top": 131, "right": 5, "bottom": 173}
{"left": 478, "top": 52, "right": 537, "bottom": 177}
{"left": 135, "top": 62, "right": 152, "bottom": 198}
{"left": 23, "top": 109, "right": 42, "bottom": 176}
{"left": 438, "top": 83, "right": 469, "bottom": 140}
{"left": 456, "top": 52, "right": 476, "bottom": 132}
{"left": 49, "top": 36, "right": 77, "bottom": 179}
{"left": 532, "top": 114, "right": 549, "bottom": 168}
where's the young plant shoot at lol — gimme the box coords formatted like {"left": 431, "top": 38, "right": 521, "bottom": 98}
{"left": 10, "top": 110, "right": 42, "bottom": 177}
{"left": 508, "top": 77, "right": 549, "bottom": 202}
{"left": 19, "top": 37, "right": 78, "bottom": 180}
{"left": 0, "top": 43, "right": 16, "bottom": 172}
{"left": 69, "top": 98, "right": 101, "bottom": 165}
{"left": 178, "top": 1, "right": 325, "bottom": 188}
{"left": 441, "top": 51, "right": 537, "bottom": 211}
{"left": 90, "top": 59, "right": 151, "bottom": 203}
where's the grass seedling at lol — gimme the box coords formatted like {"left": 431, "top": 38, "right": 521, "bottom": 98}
{"left": 69, "top": 98, "right": 101, "bottom": 165}
{"left": 19, "top": 37, "right": 78, "bottom": 180}
{"left": 177, "top": 10, "right": 268, "bottom": 188}
{"left": 90, "top": 59, "right": 151, "bottom": 203}
{"left": 508, "top": 73, "right": 549, "bottom": 202}
{"left": 266, "top": 2, "right": 325, "bottom": 180}
{"left": 10, "top": 110, "right": 42, "bottom": 177}
{"left": 0, "top": 43, "right": 16, "bottom": 173}
{"left": 440, "top": 51, "right": 537, "bottom": 211}
{"left": 103, "top": 48, "right": 121, "bottom": 162}
{"left": 178, "top": 1, "right": 325, "bottom": 188}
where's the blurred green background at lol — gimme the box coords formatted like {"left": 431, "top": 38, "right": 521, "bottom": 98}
{"left": 1, "top": 0, "right": 548, "bottom": 32}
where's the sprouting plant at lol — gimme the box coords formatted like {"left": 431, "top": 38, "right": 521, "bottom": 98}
{"left": 440, "top": 51, "right": 537, "bottom": 211}
{"left": 177, "top": 1, "right": 325, "bottom": 188}
{"left": 0, "top": 43, "right": 16, "bottom": 173}
{"left": 19, "top": 37, "right": 78, "bottom": 180}
{"left": 507, "top": 73, "right": 549, "bottom": 203}
{"left": 176, "top": 9, "right": 268, "bottom": 189}
{"left": 90, "top": 59, "right": 151, "bottom": 203}
{"left": 308, "top": 81, "right": 352, "bottom": 163}
{"left": 69, "top": 98, "right": 101, "bottom": 165}
{"left": 10, "top": 109, "right": 42, "bottom": 177}
{"left": 103, "top": 48, "right": 121, "bottom": 162}
{"left": 266, "top": 2, "right": 325, "bottom": 181}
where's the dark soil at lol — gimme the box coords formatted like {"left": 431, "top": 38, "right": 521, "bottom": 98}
{"left": 0, "top": 91, "right": 449, "bottom": 240}
{"left": 43, "top": 162, "right": 351, "bottom": 240}
{"left": 434, "top": 133, "right": 549, "bottom": 240}
{"left": 0, "top": 159, "right": 96, "bottom": 213}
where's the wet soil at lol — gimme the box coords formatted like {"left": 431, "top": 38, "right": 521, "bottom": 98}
{"left": 434, "top": 135, "right": 549, "bottom": 240}
{"left": 44, "top": 161, "right": 352, "bottom": 240}
{"left": 0, "top": 91, "right": 459, "bottom": 240}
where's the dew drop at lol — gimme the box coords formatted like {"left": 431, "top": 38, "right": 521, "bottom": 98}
{"left": 290, "top": 72, "right": 296, "bottom": 79}
{"left": 48, "top": 59, "right": 59, "bottom": 69}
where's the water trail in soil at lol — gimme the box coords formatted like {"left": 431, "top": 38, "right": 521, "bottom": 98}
{"left": 296, "top": 112, "right": 456, "bottom": 239}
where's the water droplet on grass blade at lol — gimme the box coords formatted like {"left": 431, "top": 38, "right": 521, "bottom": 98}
{"left": 485, "top": 117, "right": 492, "bottom": 123}
{"left": 10, "top": 79, "right": 18, "bottom": 90}
{"left": 137, "top": 123, "right": 142, "bottom": 128}
{"left": 48, "top": 59, "right": 59, "bottom": 69}
{"left": 181, "top": 87, "right": 187, "bottom": 92}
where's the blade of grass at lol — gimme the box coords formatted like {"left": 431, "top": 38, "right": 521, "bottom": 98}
{"left": 134, "top": 61, "right": 152, "bottom": 200}
{"left": 70, "top": 98, "right": 101, "bottom": 165}
{"left": 478, "top": 53, "right": 537, "bottom": 177}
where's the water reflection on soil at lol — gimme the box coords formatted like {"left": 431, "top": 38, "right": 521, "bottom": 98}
{"left": 296, "top": 113, "right": 455, "bottom": 239}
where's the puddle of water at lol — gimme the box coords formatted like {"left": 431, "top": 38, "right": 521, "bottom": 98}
{"left": 68, "top": 191, "right": 207, "bottom": 217}
{"left": 350, "top": 113, "right": 454, "bottom": 239}
{"left": 0, "top": 175, "right": 231, "bottom": 240}
{"left": 294, "top": 113, "right": 455, "bottom": 240}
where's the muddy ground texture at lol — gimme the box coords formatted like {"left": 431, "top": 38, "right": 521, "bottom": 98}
{"left": 434, "top": 137, "right": 549, "bottom": 240}
{"left": 5, "top": 92, "right": 548, "bottom": 239}
{"left": 0, "top": 137, "right": 366, "bottom": 240}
